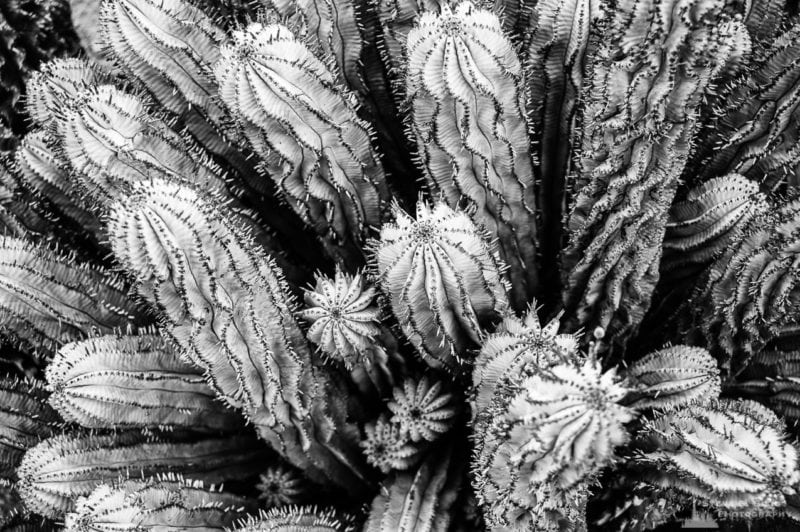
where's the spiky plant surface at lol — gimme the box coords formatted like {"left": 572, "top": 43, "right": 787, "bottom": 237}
{"left": 3, "top": 0, "right": 800, "bottom": 530}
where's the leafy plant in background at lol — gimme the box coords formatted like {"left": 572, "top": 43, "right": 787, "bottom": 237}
{"left": 1, "top": 0, "right": 800, "bottom": 530}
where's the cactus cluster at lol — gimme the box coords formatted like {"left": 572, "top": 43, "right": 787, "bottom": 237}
{"left": 2, "top": 0, "right": 800, "bottom": 530}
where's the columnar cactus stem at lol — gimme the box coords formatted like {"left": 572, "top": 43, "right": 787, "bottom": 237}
{"left": 64, "top": 475, "right": 258, "bottom": 531}
{"left": 46, "top": 333, "right": 244, "bottom": 433}
{"left": 735, "top": 350, "right": 800, "bottom": 425}
{"left": 638, "top": 399, "right": 800, "bottom": 516}
{"left": 0, "top": 236, "right": 142, "bottom": 358}
{"left": 375, "top": 201, "right": 509, "bottom": 371}
{"left": 405, "top": 3, "right": 539, "bottom": 310}
{"left": 525, "top": 0, "right": 603, "bottom": 298}
{"left": 107, "top": 178, "right": 371, "bottom": 495}
{"left": 689, "top": 22, "right": 800, "bottom": 191}
{"left": 0, "top": 377, "right": 60, "bottom": 480}
{"left": 215, "top": 22, "right": 390, "bottom": 266}
{"left": 56, "top": 85, "right": 229, "bottom": 207}
{"left": 562, "top": 0, "right": 744, "bottom": 350}
{"left": 99, "top": 0, "right": 254, "bottom": 178}
{"left": 16, "top": 431, "right": 270, "bottom": 519}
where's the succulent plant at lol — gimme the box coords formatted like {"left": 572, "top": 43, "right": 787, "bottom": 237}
{"left": 0, "top": 0, "right": 800, "bottom": 529}
{"left": 63, "top": 474, "right": 257, "bottom": 531}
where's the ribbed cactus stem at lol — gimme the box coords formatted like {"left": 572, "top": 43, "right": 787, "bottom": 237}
{"left": 625, "top": 346, "right": 721, "bottom": 410}
{"left": 689, "top": 21, "right": 800, "bottom": 190}
{"left": 16, "top": 432, "right": 270, "bottom": 519}
{"left": 0, "top": 377, "right": 60, "bottom": 480}
{"left": 662, "top": 174, "right": 768, "bottom": 282}
{"left": 405, "top": 3, "right": 539, "bottom": 310}
{"left": 24, "top": 58, "right": 111, "bottom": 130}
{"left": 215, "top": 22, "right": 390, "bottom": 266}
{"left": 64, "top": 475, "right": 258, "bottom": 531}
{"left": 681, "top": 196, "right": 800, "bottom": 373}
{"left": 639, "top": 399, "right": 800, "bottom": 515}
{"left": 56, "top": 85, "right": 228, "bottom": 206}
{"left": 14, "top": 130, "right": 101, "bottom": 235}
{"left": 46, "top": 333, "right": 244, "bottom": 433}
{"left": 0, "top": 236, "right": 142, "bottom": 358}
{"left": 107, "top": 178, "right": 371, "bottom": 495}
{"left": 375, "top": 201, "right": 509, "bottom": 371}
{"left": 525, "top": 0, "right": 603, "bottom": 298}
{"left": 562, "top": 0, "right": 744, "bottom": 349}
{"left": 364, "top": 442, "right": 464, "bottom": 532}
{"left": 99, "top": 0, "right": 256, "bottom": 177}
{"left": 231, "top": 506, "right": 356, "bottom": 531}
{"left": 264, "top": 0, "right": 363, "bottom": 93}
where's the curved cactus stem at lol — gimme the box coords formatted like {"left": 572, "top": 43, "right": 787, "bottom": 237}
{"left": 661, "top": 174, "right": 768, "bottom": 283}
{"left": 624, "top": 346, "right": 721, "bottom": 411}
{"left": 637, "top": 399, "right": 800, "bottom": 516}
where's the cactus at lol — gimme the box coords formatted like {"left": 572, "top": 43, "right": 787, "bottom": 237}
{"left": 661, "top": 174, "right": 769, "bottom": 283}
{"left": 215, "top": 21, "right": 390, "bottom": 266}
{"left": 46, "top": 333, "right": 244, "bottom": 433}
{"left": 636, "top": 399, "right": 800, "bottom": 516}
{"left": 689, "top": 21, "right": 800, "bottom": 190}
{"left": 256, "top": 465, "right": 308, "bottom": 509}
{"left": 405, "top": 3, "right": 539, "bottom": 310}
{"left": 624, "top": 346, "right": 721, "bottom": 411}
{"left": 678, "top": 196, "right": 800, "bottom": 374}
{"left": 231, "top": 506, "right": 356, "bottom": 531}
{"left": 63, "top": 475, "right": 257, "bottom": 531}
{"left": 364, "top": 441, "right": 465, "bottom": 532}
{"left": 0, "top": 377, "right": 59, "bottom": 480}
{"left": 3, "top": 0, "right": 800, "bottom": 529}
{"left": 375, "top": 200, "right": 508, "bottom": 371}
{"left": 16, "top": 431, "right": 270, "bottom": 518}
{"left": 299, "top": 268, "right": 382, "bottom": 368}
{"left": 562, "top": 0, "right": 745, "bottom": 350}
{"left": 0, "top": 236, "right": 142, "bottom": 358}
{"left": 106, "top": 177, "right": 370, "bottom": 494}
